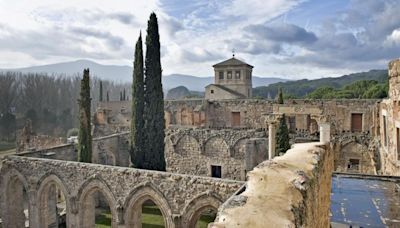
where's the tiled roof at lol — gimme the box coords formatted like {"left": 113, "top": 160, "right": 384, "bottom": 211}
{"left": 213, "top": 57, "right": 253, "bottom": 68}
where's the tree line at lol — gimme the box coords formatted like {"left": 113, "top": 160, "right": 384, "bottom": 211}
{"left": 0, "top": 71, "right": 131, "bottom": 142}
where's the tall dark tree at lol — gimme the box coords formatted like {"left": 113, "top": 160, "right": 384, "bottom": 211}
{"left": 277, "top": 87, "right": 284, "bottom": 104}
{"left": 123, "top": 88, "right": 126, "bottom": 101}
{"left": 120, "top": 92, "right": 123, "bottom": 101}
{"left": 78, "top": 69, "right": 92, "bottom": 162}
{"left": 131, "top": 33, "right": 145, "bottom": 168}
{"left": 276, "top": 114, "right": 290, "bottom": 155}
{"left": 99, "top": 80, "right": 103, "bottom": 102}
{"left": 143, "top": 13, "right": 166, "bottom": 171}
{"left": 106, "top": 91, "right": 110, "bottom": 101}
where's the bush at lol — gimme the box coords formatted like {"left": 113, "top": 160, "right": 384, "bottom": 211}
{"left": 67, "top": 128, "right": 79, "bottom": 137}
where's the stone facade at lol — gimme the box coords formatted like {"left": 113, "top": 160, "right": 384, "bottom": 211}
{"left": 0, "top": 155, "right": 243, "bottom": 228}
{"left": 378, "top": 59, "right": 400, "bottom": 175}
{"left": 165, "top": 129, "right": 267, "bottom": 180}
{"left": 209, "top": 142, "right": 334, "bottom": 228}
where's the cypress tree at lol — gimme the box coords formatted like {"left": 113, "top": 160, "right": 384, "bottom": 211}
{"left": 106, "top": 91, "right": 110, "bottom": 101}
{"left": 78, "top": 68, "right": 92, "bottom": 162}
{"left": 120, "top": 92, "right": 123, "bottom": 101}
{"left": 99, "top": 80, "right": 103, "bottom": 102}
{"left": 144, "top": 13, "right": 166, "bottom": 171}
{"left": 276, "top": 114, "right": 290, "bottom": 155}
{"left": 123, "top": 88, "right": 126, "bottom": 101}
{"left": 278, "top": 87, "right": 284, "bottom": 104}
{"left": 131, "top": 33, "right": 145, "bottom": 168}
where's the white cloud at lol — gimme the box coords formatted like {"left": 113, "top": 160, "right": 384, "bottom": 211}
{"left": 385, "top": 28, "right": 400, "bottom": 46}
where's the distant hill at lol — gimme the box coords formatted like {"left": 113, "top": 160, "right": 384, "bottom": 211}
{"left": 253, "top": 70, "right": 388, "bottom": 98}
{"left": 1, "top": 59, "right": 289, "bottom": 91}
{"left": 1, "top": 59, "right": 132, "bottom": 82}
{"left": 166, "top": 86, "right": 204, "bottom": 99}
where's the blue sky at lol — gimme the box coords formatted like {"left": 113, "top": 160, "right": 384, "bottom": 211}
{"left": 0, "top": 0, "right": 399, "bottom": 79}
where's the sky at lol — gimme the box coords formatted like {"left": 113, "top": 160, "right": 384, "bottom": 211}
{"left": 0, "top": 0, "right": 399, "bottom": 79}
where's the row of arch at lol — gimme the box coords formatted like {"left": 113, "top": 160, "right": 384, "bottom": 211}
{"left": 1, "top": 168, "right": 222, "bottom": 228}
{"left": 171, "top": 134, "right": 250, "bottom": 159}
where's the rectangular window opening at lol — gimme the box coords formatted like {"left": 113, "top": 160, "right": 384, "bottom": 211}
{"left": 219, "top": 71, "right": 224, "bottom": 80}
{"left": 351, "top": 113, "right": 363, "bottom": 132}
{"left": 211, "top": 165, "right": 222, "bottom": 178}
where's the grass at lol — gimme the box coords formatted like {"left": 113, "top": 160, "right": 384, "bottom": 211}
{"left": 95, "top": 206, "right": 216, "bottom": 228}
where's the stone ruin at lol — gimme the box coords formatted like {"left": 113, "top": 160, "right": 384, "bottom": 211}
{"left": 1, "top": 58, "right": 400, "bottom": 227}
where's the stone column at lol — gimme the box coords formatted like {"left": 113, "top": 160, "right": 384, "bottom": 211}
{"left": 268, "top": 123, "right": 277, "bottom": 160}
{"left": 319, "top": 123, "right": 330, "bottom": 144}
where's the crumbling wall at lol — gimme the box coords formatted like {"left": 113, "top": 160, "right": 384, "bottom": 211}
{"left": 209, "top": 142, "right": 334, "bottom": 228}
{"left": 378, "top": 59, "right": 400, "bottom": 175}
{"left": 165, "top": 128, "right": 267, "bottom": 181}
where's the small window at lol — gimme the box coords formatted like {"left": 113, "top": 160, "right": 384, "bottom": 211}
{"left": 211, "top": 165, "right": 222, "bottom": 178}
{"left": 235, "top": 71, "right": 241, "bottom": 79}
{"left": 211, "top": 90, "right": 214, "bottom": 94}
{"left": 246, "top": 71, "right": 251, "bottom": 79}
{"left": 347, "top": 159, "right": 360, "bottom": 172}
{"left": 219, "top": 71, "right": 224, "bottom": 80}
{"left": 227, "top": 71, "right": 232, "bottom": 79}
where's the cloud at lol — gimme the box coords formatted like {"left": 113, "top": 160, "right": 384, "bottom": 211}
{"left": 245, "top": 23, "right": 317, "bottom": 44}
{"left": 69, "top": 27, "right": 126, "bottom": 49}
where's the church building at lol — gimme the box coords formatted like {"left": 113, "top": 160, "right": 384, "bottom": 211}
{"left": 205, "top": 55, "right": 253, "bottom": 99}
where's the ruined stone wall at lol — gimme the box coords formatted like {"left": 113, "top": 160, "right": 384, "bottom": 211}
{"left": 0, "top": 156, "right": 243, "bottom": 228}
{"left": 209, "top": 142, "right": 334, "bottom": 228}
{"left": 18, "top": 132, "right": 131, "bottom": 167}
{"left": 332, "top": 133, "right": 377, "bottom": 174}
{"left": 95, "top": 99, "right": 378, "bottom": 136}
{"left": 165, "top": 129, "right": 267, "bottom": 181}
{"left": 17, "top": 144, "right": 77, "bottom": 161}
{"left": 92, "top": 132, "right": 130, "bottom": 167}
{"left": 378, "top": 59, "right": 400, "bottom": 175}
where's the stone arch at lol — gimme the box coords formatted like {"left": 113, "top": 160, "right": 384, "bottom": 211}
{"left": 37, "top": 173, "right": 70, "bottom": 228}
{"left": 1, "top": 168, "right": 30, "bottom": 228}
{"left": 77, "top": 177, "right": 119, "bottom": 227}
{"left": 232, "top": 138, "right": 248, "bottom": 159}
{"left": 338, "top": 141, "right": 374, "bottom": 174}
{"left": 182, "top": 193, "right": 223, "bottom": 228}
{"left": 203, "top": 136, "right": 229, "bottom": 157}
{"left": 124, "top": 183, "right": 174, "bottom": 228}
{"left": 175, "top": 134, "right": 201, "bottom": 156}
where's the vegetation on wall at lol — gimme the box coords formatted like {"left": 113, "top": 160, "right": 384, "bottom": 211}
{"left": 78, "top": 69, "right": 92, "bottom": 163}
{"left": 131, "top": 33, "right": 145, "bottom": 168}
{"left": 143, "top": 13, "right": 166, "bottom": 171}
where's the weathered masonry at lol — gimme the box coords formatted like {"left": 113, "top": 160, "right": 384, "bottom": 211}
{"left": 0, "top": 156, "right": 242, "bottom": 228}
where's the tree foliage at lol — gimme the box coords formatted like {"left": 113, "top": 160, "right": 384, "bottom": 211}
{"left": 306, "top": 80, "right": 388, "bottom": 99}
{"left": 277, "top": 87, "right": 284, "bottom": 104}
{"left": 276, "top": 114, "right": 291, "bottom": 155}
{"left": 78, "top": 69, "right": 92, "bottom": 163}
{"left": 143, "top": 13, "right": 166, "bottom": 171}
{"left": 253, "top": 70, "right": 388, "bottom": 98}
{"left": 131, "top": 33, "right": 145, "bottom": 168}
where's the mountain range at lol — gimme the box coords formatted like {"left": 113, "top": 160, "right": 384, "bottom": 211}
{"left": 0, "top": 59, "right": 289, "bottom": 91}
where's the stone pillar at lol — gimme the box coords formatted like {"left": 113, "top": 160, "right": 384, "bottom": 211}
{"left": 319, "top": 123, "right": 330, "bottom": 144}
{"left": 268, "top": 123, "right": 277, "bottom": 160}
{"left": 389, "top": 59, "right": 400, "bottom": 100}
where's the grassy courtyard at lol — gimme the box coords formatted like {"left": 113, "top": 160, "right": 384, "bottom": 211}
{"left": 95, "top": 206, "right": 215, "bottom": 228}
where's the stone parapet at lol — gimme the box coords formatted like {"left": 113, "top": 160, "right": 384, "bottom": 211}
{"left": 209, "top": 142, "right": 334, "bottom": 228}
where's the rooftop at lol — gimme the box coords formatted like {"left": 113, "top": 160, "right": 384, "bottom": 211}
{"left": 212, "top": 57, "right": 253, "bottom": 68}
